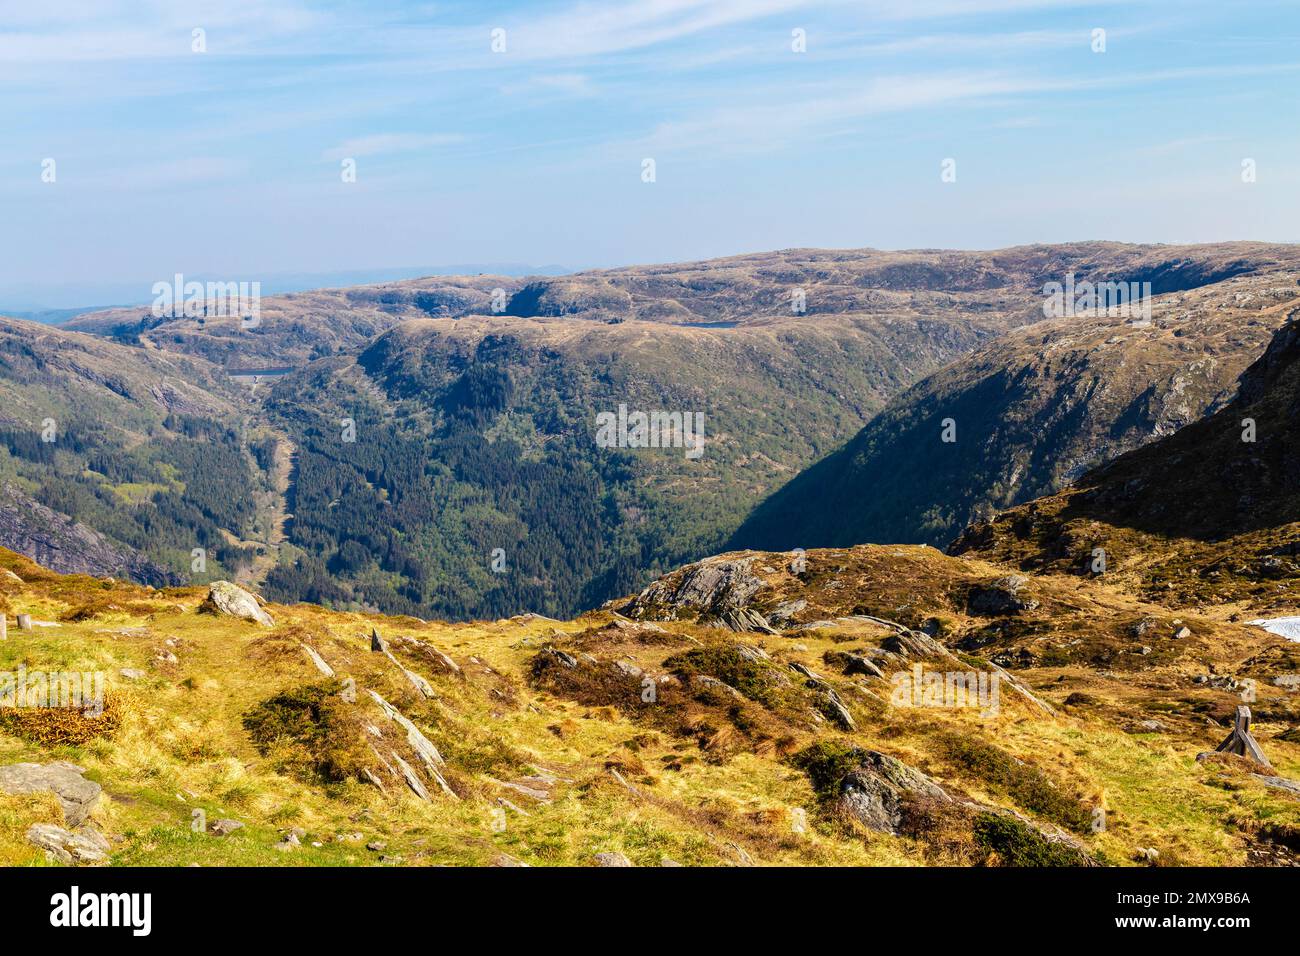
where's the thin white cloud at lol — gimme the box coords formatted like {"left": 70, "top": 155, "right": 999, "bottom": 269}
{"left": 627, "top": 70, "right": 1051, "bottom": 156}
{"left": 500, "top": 73, "right": 597, "bottom": 97}
{"left": 322, "top": 133, "right": 466, "bottom": 162}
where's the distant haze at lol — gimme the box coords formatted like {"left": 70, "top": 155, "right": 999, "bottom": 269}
{"left": 4, "top": 1, "right": 1299, "bottom": 308}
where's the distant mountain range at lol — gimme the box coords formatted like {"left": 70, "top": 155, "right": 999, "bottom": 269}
{"left": 0, "top": 263, "right": 573, "bottom": 321}
{"left": 4, "top": 241, "right": 1300, "bottom": 621}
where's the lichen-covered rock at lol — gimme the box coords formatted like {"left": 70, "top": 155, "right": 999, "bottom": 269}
{"left": 624, "top": 556, "right": 766, "bottom": 624}
{"left": 198, "top": 581, "right": 273, "bottom": 626}
{"left": 26, "top": 823, "right": 110, "bottom": 864}
{"left": 836, "top": 750, "right": 951, "bottom": 834}
{"left": 0, "top": 761, "right": 102, "bottom": 827}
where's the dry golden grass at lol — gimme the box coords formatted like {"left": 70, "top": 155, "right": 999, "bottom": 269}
{"left": 1, "top": 543, "right": 1298, "bottom": 867}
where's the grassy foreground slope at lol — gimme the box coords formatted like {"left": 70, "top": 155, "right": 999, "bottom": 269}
{"left": 2, "top": 538, "right": 1298, "bottom": 868}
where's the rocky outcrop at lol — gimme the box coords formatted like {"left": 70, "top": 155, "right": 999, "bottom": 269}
{"left": 198, "top": 581, "right": 274, "bottom": 626}
{"left": 366, "top": 690, "right": 457, "bottom": 800}
{"left": 0, "top": 761, "right": 102, "bottom": 827}
{"left": 968, "top": 575, "right": 1039, "bottom": 615}
{"left": 815, "top": 747, "right": 1096, "bottom": 865}
{"left": 26, "top": 823, "right": 110, "bottom": 864}
{"left": 837, "top": 750, "right": 952, "bottom": 834}
{"left": 622, "top": 556, "right": 769, "bottom": 630}
{"left": 0, "top": 483, "right": 179, "bottom": 587}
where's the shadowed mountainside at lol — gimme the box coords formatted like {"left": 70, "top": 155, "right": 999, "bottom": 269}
{"left": 951, "top": 316, "right": 1300, "bottom": 614}
{"left": 732, "top": 271, "right": 1300, "bottom": 552}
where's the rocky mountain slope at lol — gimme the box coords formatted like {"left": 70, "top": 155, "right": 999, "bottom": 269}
{"left": 2, "top": 525, "right": 1298, "bottom": 868}
{"left": 951, "top": 315, "right": 1300, "bottom": 615}
{"left": 0, "top": 483, "right": 176, "bottom": 586}
{"left": 0, "top": 317, "right": 276, "bottom": 584}
{"left": 733, "top": 271, "right": 1300, "bottom": 551}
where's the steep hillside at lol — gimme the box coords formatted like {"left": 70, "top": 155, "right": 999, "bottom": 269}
{"left": 0, "top": 317, "right": 274, "bottom": 584}
{"left": 258, "top": 311, "right": 1000, "bottom": 620}
{"left": 3, "top": 542, "right": 1299, "bottom": 869}
{"left": 734, "top": 272, "right": 1300, "bottom": 551}
{"left": 951, "top": 317, "right": 1300, "bottom": 614}
{"left": 0, "top": 483, "right": 175, "bottom": 586}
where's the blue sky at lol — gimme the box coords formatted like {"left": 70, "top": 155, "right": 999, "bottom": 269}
{"left": 3, "top": 0, "right": 1299, "bottom": 308}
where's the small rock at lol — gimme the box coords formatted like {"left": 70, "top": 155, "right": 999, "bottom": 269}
{"left": 1135, "top": 847, "right": 1160, "bottom": 862}
{"left": 1173, "top": 626, "right": 1191, "bottom": 640}
{"left": 367, "top": 840, "right": 387, "bottom": 852}
{"left": 209, "top": 819, "right": 244, "bottom": 837}
{"left": 119, "top": 668, "right": 147, "bottom": 680}
{"left": 837, "top": 750, "right": 950, "bottom": 834}
{"left": 592, "top": 851, "right": 633, "bottom": 867}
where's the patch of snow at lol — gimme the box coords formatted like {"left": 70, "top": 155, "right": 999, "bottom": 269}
{"left": 1247, "top": 617, "right": 1300, "bottom": 642}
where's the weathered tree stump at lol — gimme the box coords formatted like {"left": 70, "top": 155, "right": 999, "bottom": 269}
{"left": 1215, "top": 705, "right": 1273, "bottom": 769}
{"left": 16, "top": 614, "right": 31, "bottom": 632}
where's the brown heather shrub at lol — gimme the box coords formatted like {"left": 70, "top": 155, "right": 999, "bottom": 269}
{"left": 0, "top": 693, "right": 123, "bottom": 746}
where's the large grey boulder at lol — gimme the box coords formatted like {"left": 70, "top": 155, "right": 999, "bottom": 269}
{"left": 624, "top": 556, "right": 768, "bottom": 629}
{"left": 837, "top": 750, "right": 951, "bottom": 834}
{"left": 198, "top": 581, "right": 274, "bottom": 626}
{"left": 968, "top": 575, "right": 1039, "bottom": 615}
{"left": 0, "top": 762, "right": 102, "bottom": 827}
